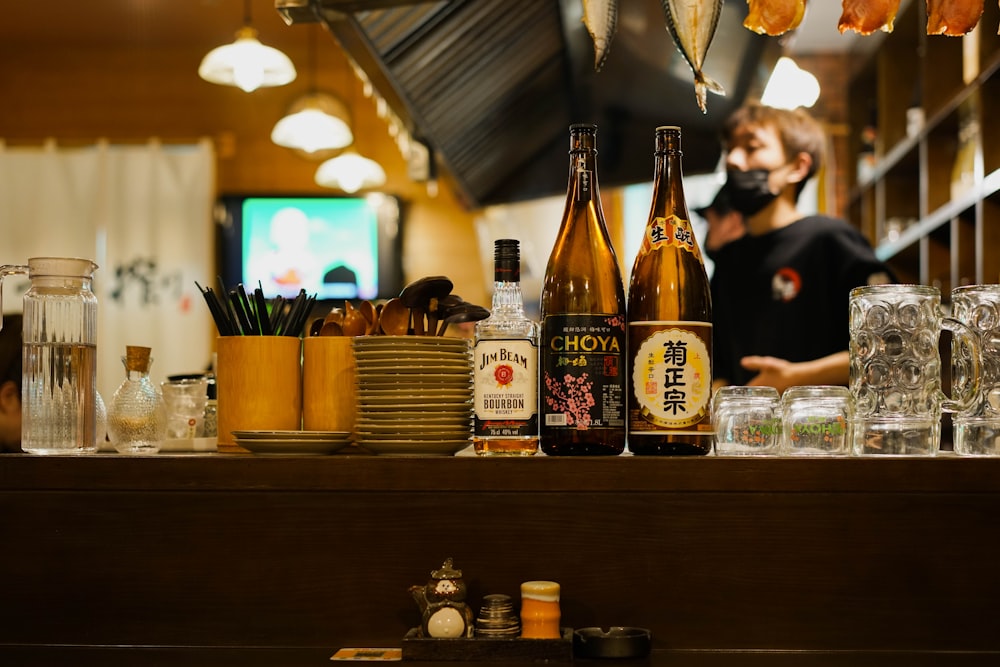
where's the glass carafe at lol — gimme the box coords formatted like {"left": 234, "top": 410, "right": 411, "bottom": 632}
{"left": 0, "top": 257, "right": 99, "bottom": 454}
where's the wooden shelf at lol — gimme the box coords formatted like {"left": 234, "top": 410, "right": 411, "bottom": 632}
{"left": 847, "top": 1, "right": 1000, "bottom": 287}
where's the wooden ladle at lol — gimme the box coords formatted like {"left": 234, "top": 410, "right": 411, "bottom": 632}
{"left": 400, "top": 276, "right": 454, "bottom": 335}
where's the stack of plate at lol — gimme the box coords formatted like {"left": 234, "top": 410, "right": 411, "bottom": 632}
{"left": 353, "top": 335, "right": 473, "bottom": 456}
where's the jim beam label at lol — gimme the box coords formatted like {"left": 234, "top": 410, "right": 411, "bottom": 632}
{"left": 474, "top": 339, "right": 538, "bottom": 437}
{"left": 629, "top": 322, "right": 712, "bottom": 432}
{"left": 642, "top": 215, "right": 703, "bottom": 261}
{"left": 541, "top": 313, "right": 625, "bottom": 430}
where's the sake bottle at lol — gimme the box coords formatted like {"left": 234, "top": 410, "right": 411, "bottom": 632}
{"left": 627, "top": 126, "right": 713, "bottom": 455}
{"left": 539, "top": 123, "right": 626, "bottom": 456}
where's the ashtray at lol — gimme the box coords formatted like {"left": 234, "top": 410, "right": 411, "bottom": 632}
{"left": 573, "top": 627, "right": 651, "bottom": 659}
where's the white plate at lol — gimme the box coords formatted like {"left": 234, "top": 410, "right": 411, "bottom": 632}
{"left": 357, "top": 439, "right": 471, "bottom": 456}
{"left": 357, "top": 388, "right": 471, "bottom": 397}
{"left": 355, "top": 360, "right": 471, "bottom": 371}
{"left": 356, "top": 429, "right": 472, "bottom": 440}
{"left": 236, "top": 438, "right": 353, "bottom": 455}
{"left": 232, "top": 430, "right": 352, "bottom": 441}
{"left": 359, "top": 403, "right": 473, "bottom": 413}
{"left": 354, "top": 336, "right": 470, "bottom": 348}
{"left": 354, "top": 350, "right": 472, "bottom": 360}
{"left": 358, "top": 396, "right": 471, "bottom": 406}
{"left": 354, "top": 350, "right": 472, "bottom": 368}
{"left": 357, "top": 417, "right": 471, "bottom": 427}
{"left": 358, "top": 377, "right": 472, "bottom": 389}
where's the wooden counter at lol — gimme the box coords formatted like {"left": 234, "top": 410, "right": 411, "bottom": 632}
{"left": 2, "top": 453, "right": 1000, "bottom": 666}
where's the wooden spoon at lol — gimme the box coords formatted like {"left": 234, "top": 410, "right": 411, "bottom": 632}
{"left": 359, "top": 299, "right": 377, "bottom": 334}
{"left": 342, "top": 301, "right": 368, "bottom": 337}
{"left": 437, "top": 303, "right": 490, "bottom": 336}
{"left": 378, "top": 297, "right": 409, "bottom": 335}
{"left": 400, "top": 276, "right": 454, "bottom": 336}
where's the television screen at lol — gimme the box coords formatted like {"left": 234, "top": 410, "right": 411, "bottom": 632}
{"left": 217, "top": 194, "right": 403, "bottom": 302}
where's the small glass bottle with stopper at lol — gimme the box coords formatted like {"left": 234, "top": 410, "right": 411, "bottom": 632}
{"left": 107, "top": 345, "right": 167, "bottom": 454}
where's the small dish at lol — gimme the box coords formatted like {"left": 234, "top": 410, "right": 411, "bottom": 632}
{"left": 573, "top": 627, "right": 651, "bottom": 659}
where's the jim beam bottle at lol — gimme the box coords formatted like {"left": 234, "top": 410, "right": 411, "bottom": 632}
{"left": 539, "top": 124, "right": 627, "bottom": 456}
{"left": 473, "top": 239, "right": 540, "bottom": 456}
{"left": 627, "top": 126, "right": 713, "bottom": 455}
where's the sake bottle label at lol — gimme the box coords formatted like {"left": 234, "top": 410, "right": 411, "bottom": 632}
{"left": 629, "top": 322, "right": 712, "bottom": 431}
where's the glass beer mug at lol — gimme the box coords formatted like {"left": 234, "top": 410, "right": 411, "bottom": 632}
{"left": 849, "top": 284, "right": 980, "bottom": 455}
{"left": 0, "top": 257, "right": 99, "bottom": 454}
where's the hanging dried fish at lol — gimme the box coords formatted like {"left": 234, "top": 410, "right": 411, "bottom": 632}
{"left": 744, "top": 0, "right": 808, "bottom": 36}
{"left": 582, "top": 0, "right": 619, "bottom": 71}
{"left": 838, "top": 0, "right": 903, "bottom": 35}
{"left": 926, "top": 0, "right": 984, "bottom": 36}
{"left": 661, "top": 0, "right": 726, "bottom": 113}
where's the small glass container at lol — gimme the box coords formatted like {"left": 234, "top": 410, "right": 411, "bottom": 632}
{"left": 712, "top": 386, "right": 782, "bottom": 456}
{"left": 107, "top": 346, "right": 166, "bottom": 454}
{"left": 781, "top": 385, "right": 853, "bottom": 456}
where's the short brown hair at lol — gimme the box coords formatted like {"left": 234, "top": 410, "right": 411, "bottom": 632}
{"left": 722, "top": 102, "right": 826, "bottom": 197}
{"left": 0, "top": 315, "right": 23, "bottom": 398}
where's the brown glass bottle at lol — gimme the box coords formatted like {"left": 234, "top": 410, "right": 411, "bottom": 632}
{"left": 627, "top": 126, "right": 713, "bottom": 455}
{"left": 539, "top": 124, "right": 626, "bottom": 456}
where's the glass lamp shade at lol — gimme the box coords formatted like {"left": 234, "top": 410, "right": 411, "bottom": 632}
{"left": 271, "top": 93, "right": 354, "bottom": 153}
{"left": 315, "top": 150, "right": 387, "bottom": 193}
{"left": 199, "top": 26, "right": 296, "bottom": 92}
{"left": 760, "top": 57, "right": 820, "bottom": 110}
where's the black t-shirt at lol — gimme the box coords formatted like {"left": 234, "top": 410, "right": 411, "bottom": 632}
{"left": 710, "top": 215, "right": 894, "bottom": 386}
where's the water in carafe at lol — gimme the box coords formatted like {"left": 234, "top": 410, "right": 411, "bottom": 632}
{"left": 0, "top": 257, "right": 99, "bottom": 454}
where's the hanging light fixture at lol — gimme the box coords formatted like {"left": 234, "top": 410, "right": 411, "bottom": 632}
{"left": 271, "top": 26, "right": 353, "bottom": 154}
{"left": 199, "top": 0, "right": 296, "bottom": 92}
{"left": 315, "top": 149, "right": 387, "bottom": 193}
{"left": 760, "top": 57, "right": 820, "bottom": 110}
{"left": 314, "top": 62, "right": 386, "bottom": 192}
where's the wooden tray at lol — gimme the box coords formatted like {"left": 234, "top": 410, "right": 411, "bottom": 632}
{"left": 401, "top": 627, "right": 573, "bottom": 662}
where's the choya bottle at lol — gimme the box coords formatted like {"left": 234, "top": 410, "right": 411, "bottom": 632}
{"left": 539, "top": 123, "right": 627, "bottom": 455}
{"left": 627, "top": 126, "right": 713, "bottom": 455}
{"left": 473, "top": 239, "right": 540, "bottom": 456}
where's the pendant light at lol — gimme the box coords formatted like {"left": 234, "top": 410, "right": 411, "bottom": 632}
{"left": 271, "top": 26, "right": 353, "bottom": 154}
{"left": 315, "top": 65, "right": 386, "bottom": 193}
{"left": 315, "top": 149, "right": 387, "bottom": 193}
{"left": 199, "top": 0, "right": 296, "bottom": 92}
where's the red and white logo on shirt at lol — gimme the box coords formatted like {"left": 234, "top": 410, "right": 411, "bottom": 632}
{"left": 772, "top": 267, "right": 801, "bottom": 302}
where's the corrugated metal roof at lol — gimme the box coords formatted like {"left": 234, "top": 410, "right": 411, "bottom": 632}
{"left": 305, "top": 0, "right": 776, "bottom": 207}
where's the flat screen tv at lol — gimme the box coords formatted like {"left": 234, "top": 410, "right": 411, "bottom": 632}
{"left": 217, "top": 194, "right": 403, "bottom": 303}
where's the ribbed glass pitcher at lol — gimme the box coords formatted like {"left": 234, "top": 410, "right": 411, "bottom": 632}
{"left": 0, "top": 257, "right": 99, "bottom": 454}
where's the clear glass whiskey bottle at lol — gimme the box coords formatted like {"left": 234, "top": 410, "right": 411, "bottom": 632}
{"left": 473, "top": 239, "right": 540, "bottom": 456}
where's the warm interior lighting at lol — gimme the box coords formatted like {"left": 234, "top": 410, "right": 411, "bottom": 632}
{"left": 761, "top": 57, "right": 820, "bottom": 109}
{"left": 198, "top": 0, "right": 296, "bottom": 93}
{"left": 315, "top": 149, "right": 387, "bottom": 193}
{"left": 271, "top": 92, "right": 353, "bottom": 153}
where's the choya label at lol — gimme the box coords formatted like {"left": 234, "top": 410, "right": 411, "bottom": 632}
{"left": 641, "top": 215, "right": 702, "bottom": 260}
{"left": 630, "top": 323, "right": 711, "bottom": 429}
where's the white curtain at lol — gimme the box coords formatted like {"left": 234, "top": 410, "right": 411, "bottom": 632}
{"left": 0, "top": 139, "right": 215, "bottom": 402}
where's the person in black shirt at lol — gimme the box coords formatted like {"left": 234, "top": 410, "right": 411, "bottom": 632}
{"left": 711, "top": 103, "right": 894, "bottom": 392}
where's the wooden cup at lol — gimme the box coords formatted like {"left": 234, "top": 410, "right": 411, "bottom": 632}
{"left": 303, "top": 336, "right": 356, "bottom": 433}
{"left": 216, "top": 336, "right": 302, "bottom": 451}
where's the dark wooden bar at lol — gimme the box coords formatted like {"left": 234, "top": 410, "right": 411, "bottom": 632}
{"left": 2, "top": 453, "right": 1000, "bottom": 666}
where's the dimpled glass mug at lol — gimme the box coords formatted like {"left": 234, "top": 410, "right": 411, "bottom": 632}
{"left": 849, "top": 284, "right": 980, "bottom": 456}
{"left": 950, "top": 285, "right": 1000, "bottom": 455}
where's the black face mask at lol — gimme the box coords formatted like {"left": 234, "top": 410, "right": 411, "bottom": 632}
{"left": 726, "top": 169, "right": 777, "bottom": 217}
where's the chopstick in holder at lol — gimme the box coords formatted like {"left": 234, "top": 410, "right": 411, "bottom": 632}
{"left": 195, "top": 281, "right": 234, "bottom": 336}
{"left": 236, "top": 284, "right": 260, "bottom": 335}
{"left": 228, "top": 288, "right": 255, "bottom": 336}
{"left": 254, "top": 283, "right": 272, "bottom": 336}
